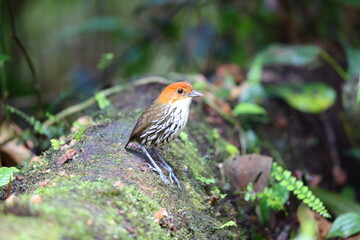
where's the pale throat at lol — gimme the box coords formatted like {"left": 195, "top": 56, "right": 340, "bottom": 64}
{"left": 167, "top": 97, "right": 191, "bottom": 125}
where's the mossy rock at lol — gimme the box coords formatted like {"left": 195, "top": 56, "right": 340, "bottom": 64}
{"left": 0, "top": 84, "right": 243, "bottom": 239}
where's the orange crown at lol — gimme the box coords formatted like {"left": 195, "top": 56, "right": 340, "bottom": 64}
{"left": 156, "top": 82, "right": 203, "bottom": 104}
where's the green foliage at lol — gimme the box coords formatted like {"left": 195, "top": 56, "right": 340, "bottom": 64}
{"left": 0, "top": 54, "right": 10, "bottom": 67}
{"left": 247, "top": 54, "right": 264, "bottom": 85}
{"left": 225, "top": 143, "right": 239, "bottom": 156}
{"left": 50, "top": 139, "right": 65, "bottom": 150}
{"left": 266, "top": 83, "right": 336, "bottom": 113}
{"left": 73, "top": 127, "right": 86, "bottom": 142}
{"left": 345, "top": 47, "right": 360, "bottom": 79}
{"left": 97, "top": 53, "right": 114, "bottom": 70}
{"left": 196, "top": 176, "right": 216, "bottom": 185}
{"left": 57, "top": 17, "right": 135, "bottom": 39}
{"left": 244, "top": 182, "right": 289, "bottom": 211}
{"left": 94, "top": 92, "right": 111, "bottom": 110}
{"left": 232, "top": 103, "right": 267, "bottom": 115}
{"left": 179, "top": 132, "right": 189, "bottom": 141}
{"left": 210, "top": 186, "right": 227, "bottom": 200}
{"left": 0, "top": 167, "right": 19, "bottom": 187}
{"left": 358, "top": 74, "right": 360, "bottom": 105}
{"left": 260, "top": 44, "right": 321, "bottom": 67}
{"left": 6, "top": 105, "right": 47, "bottom": 135}
{"left": 271, "top": 162, "right": 330, "bottom": 218}
{"left": 327, "top": 212, "right": 360, "bottom": 238}
{"left": 212, "top": 129, "right": 220, "bottom": 140}
{"left": 245, "top": 163, "right": 330, "bottom": 218}
{"left": 311, "top": 188, "right": 360, "bottom": 216}
{"left": 219, "top": 221, "right": 237, "bottom": 228}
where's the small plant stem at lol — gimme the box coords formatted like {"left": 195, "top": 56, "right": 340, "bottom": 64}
{"left": 319, "top": 49, "right": 348, "bottom": 82}
{"left": 6, "top": 0, "right": 44, "bottom": 117}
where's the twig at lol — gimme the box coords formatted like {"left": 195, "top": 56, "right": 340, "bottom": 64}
{"left": 0, "top": 1, "right": 9, "bottom": 121}
{"left": 319, "top": 49, "right": 348, "bottom": 82}
{"left": 42, "top": 76, "right": 170, "bottom": 127}
{"left": 6, "top": 177, "right": 12, "bottom": 199}
{"left": 6, "top": 0, "right": 44, "bottom": 116}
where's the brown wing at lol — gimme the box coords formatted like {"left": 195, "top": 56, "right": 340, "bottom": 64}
{"left": 125, "top": 101, "right": 164, "bottom": 148}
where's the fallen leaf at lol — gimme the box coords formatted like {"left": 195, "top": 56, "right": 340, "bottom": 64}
{"left": 5, "top": 194, "right": 18, "bottom": 204}
{"left": 39, "top": 179, "right": 50, "bottom": 187}
{"left": 0, "top": 121, "right": 33, "bottom": 165}
{"left": 113, "top": 181, "right": 125, "bottom": 189}
{"left": 57, "top": 149, "right": 78, "bottom": 166}
{"left": 15, "top": 176, "right": 25, "bottom": 180}
{"left": 223, "top": 154, "right": 273, "bottom": 192}
{"left": 29, "top": 156, "right": 44, "bottom": 165}
{"left": 30, "top": 194, "right": 42, "bottom": 204}
{"left": 310, "top": 211, "right": 331, "bottom": 239}
{"left": 332, "top": 166, "right": 347, "bottom": 186}
{"left": 154, "top": 208, "right": 169, "bottom": 223}
{"left": 71, "top": 116, "right": 92, "bottom": 133}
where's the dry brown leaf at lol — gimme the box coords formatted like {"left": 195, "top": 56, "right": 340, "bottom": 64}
{"left": 30, "top": 194, "right": 42, "bottom": 204}
{"left": 71, "top": 116, "right": 92, "bottom": 133}
{"left": 39, "top": 179, "right": 50, "bottom": 187}
{"left": 154, "top": 208, "right": 169, "bottom": 223}
{"left": 5, "top": 194, "right": 19, "bottom": 204}
{"left": 29, "top": 156, "right": 44, "bottom": 166}
{"left": 215, "top": 64, "right": 245, "bottom": 84}
{"left": 223, "top": 154, "right": 273, "bottom": 192}
{"left": 113, "top": 181, "right": 125, "bottom": 189}
{"left": 57, "top": 149, "right": 78, "bottom": 166}
{"left": 0, "top": 121, "right": 34, "bottom": 165}
{"left": 332, "top": 165, "right": 347, "bottom": 186}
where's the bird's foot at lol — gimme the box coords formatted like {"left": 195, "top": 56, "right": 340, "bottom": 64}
{"left": 159, "top": 162, "right": 181, "bottom": 189}
{"left": 139, "top": 145, "right": 170, "bottom": 185}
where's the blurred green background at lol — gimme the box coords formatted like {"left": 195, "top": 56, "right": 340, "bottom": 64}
{"left": 2, "top": 0, "right": 359, "bottom": 110}
{"left": 2, "top": 1, "right": 360, "bottom": 237}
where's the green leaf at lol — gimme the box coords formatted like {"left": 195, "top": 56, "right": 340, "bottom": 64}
{"left": 358, "top": 74, "right": 360, "bottom": 105}
{"left": 219, "top": 221, "right": 237, "bottom": 228}
{"left": 328, "top": 213, "right": 360, "bottom": 238}
{"left": 261, "top": 44, "right": 320, "bottom": 67}
{"left": 225, "top": 143, "right": 239, "bottom": 155}
{"left": 212, "top": 129, "right": 220, "bottom": 140}
{"left": 95, "top": 92, "right": 111, "bottom": 109}
{"left": 97, "top": 53, "right": 114, "bottom": 70}
{"left": 50, "top": 139, "right": 65, "bottom": 150}
{"left": 312, "top": 188, "right": 360, "bottom": 216}
{"left": 179, "top": 132, "right": 189, "bottom": 141}
{"left": 232, "top": 103, "right": 267, "bottom": 115}
{"left": 0, "top": 54, "right": 11, "bottom": 67}
{"left": 196, "top": 176, "right": 216, "bottom": 185}
{"left": 267, "top": 83, "right": 336, "bottom": 113}
{"left": 57, "top": 17, "right": 136, "bottom": 39}
{"left": 247, "top": 54, "right": 264, "bottom": 85}
{"left": 0, "top": 167, "right": 20, "bottom": 187}
{"left": 345, "top": 47, "right": 360, "bottom": 78}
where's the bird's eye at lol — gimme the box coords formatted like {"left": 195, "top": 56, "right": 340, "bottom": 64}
{"left": 177, "top": 89, "right": 183, "bottom": 94}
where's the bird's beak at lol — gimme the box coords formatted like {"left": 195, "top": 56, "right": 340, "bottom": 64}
{"left": 186, "top": 90, "right": 203, "bottom": 98}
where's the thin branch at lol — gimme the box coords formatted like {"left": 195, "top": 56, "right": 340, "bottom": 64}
{"left": 319, "top": 49, "right": 348, "bottom": 82}
{"left": 6, "top": 0, "right": 44, "bottom": 116}
{"left": 0, "top": 0, "right": 9, "bottom": 121}
{"left": 42, "top": 76, "right": 170, "bottom": 127}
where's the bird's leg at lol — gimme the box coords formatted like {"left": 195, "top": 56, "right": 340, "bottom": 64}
{"left": 139, "top": 145, "right": 170, "bottom": 185}
{"left": 152, "top": 149, "right": 181, "bottom": 189}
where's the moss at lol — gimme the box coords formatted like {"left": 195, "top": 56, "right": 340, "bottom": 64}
{"left": 0, "top": 215, "right": 63, "bottom": 240}
{"left": 1, "top": 106, "right": 242, "bottom": 239}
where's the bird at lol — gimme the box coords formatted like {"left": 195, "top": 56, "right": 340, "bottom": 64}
{"left": 125, "top": 82, "right": 203, "bottom": 189}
